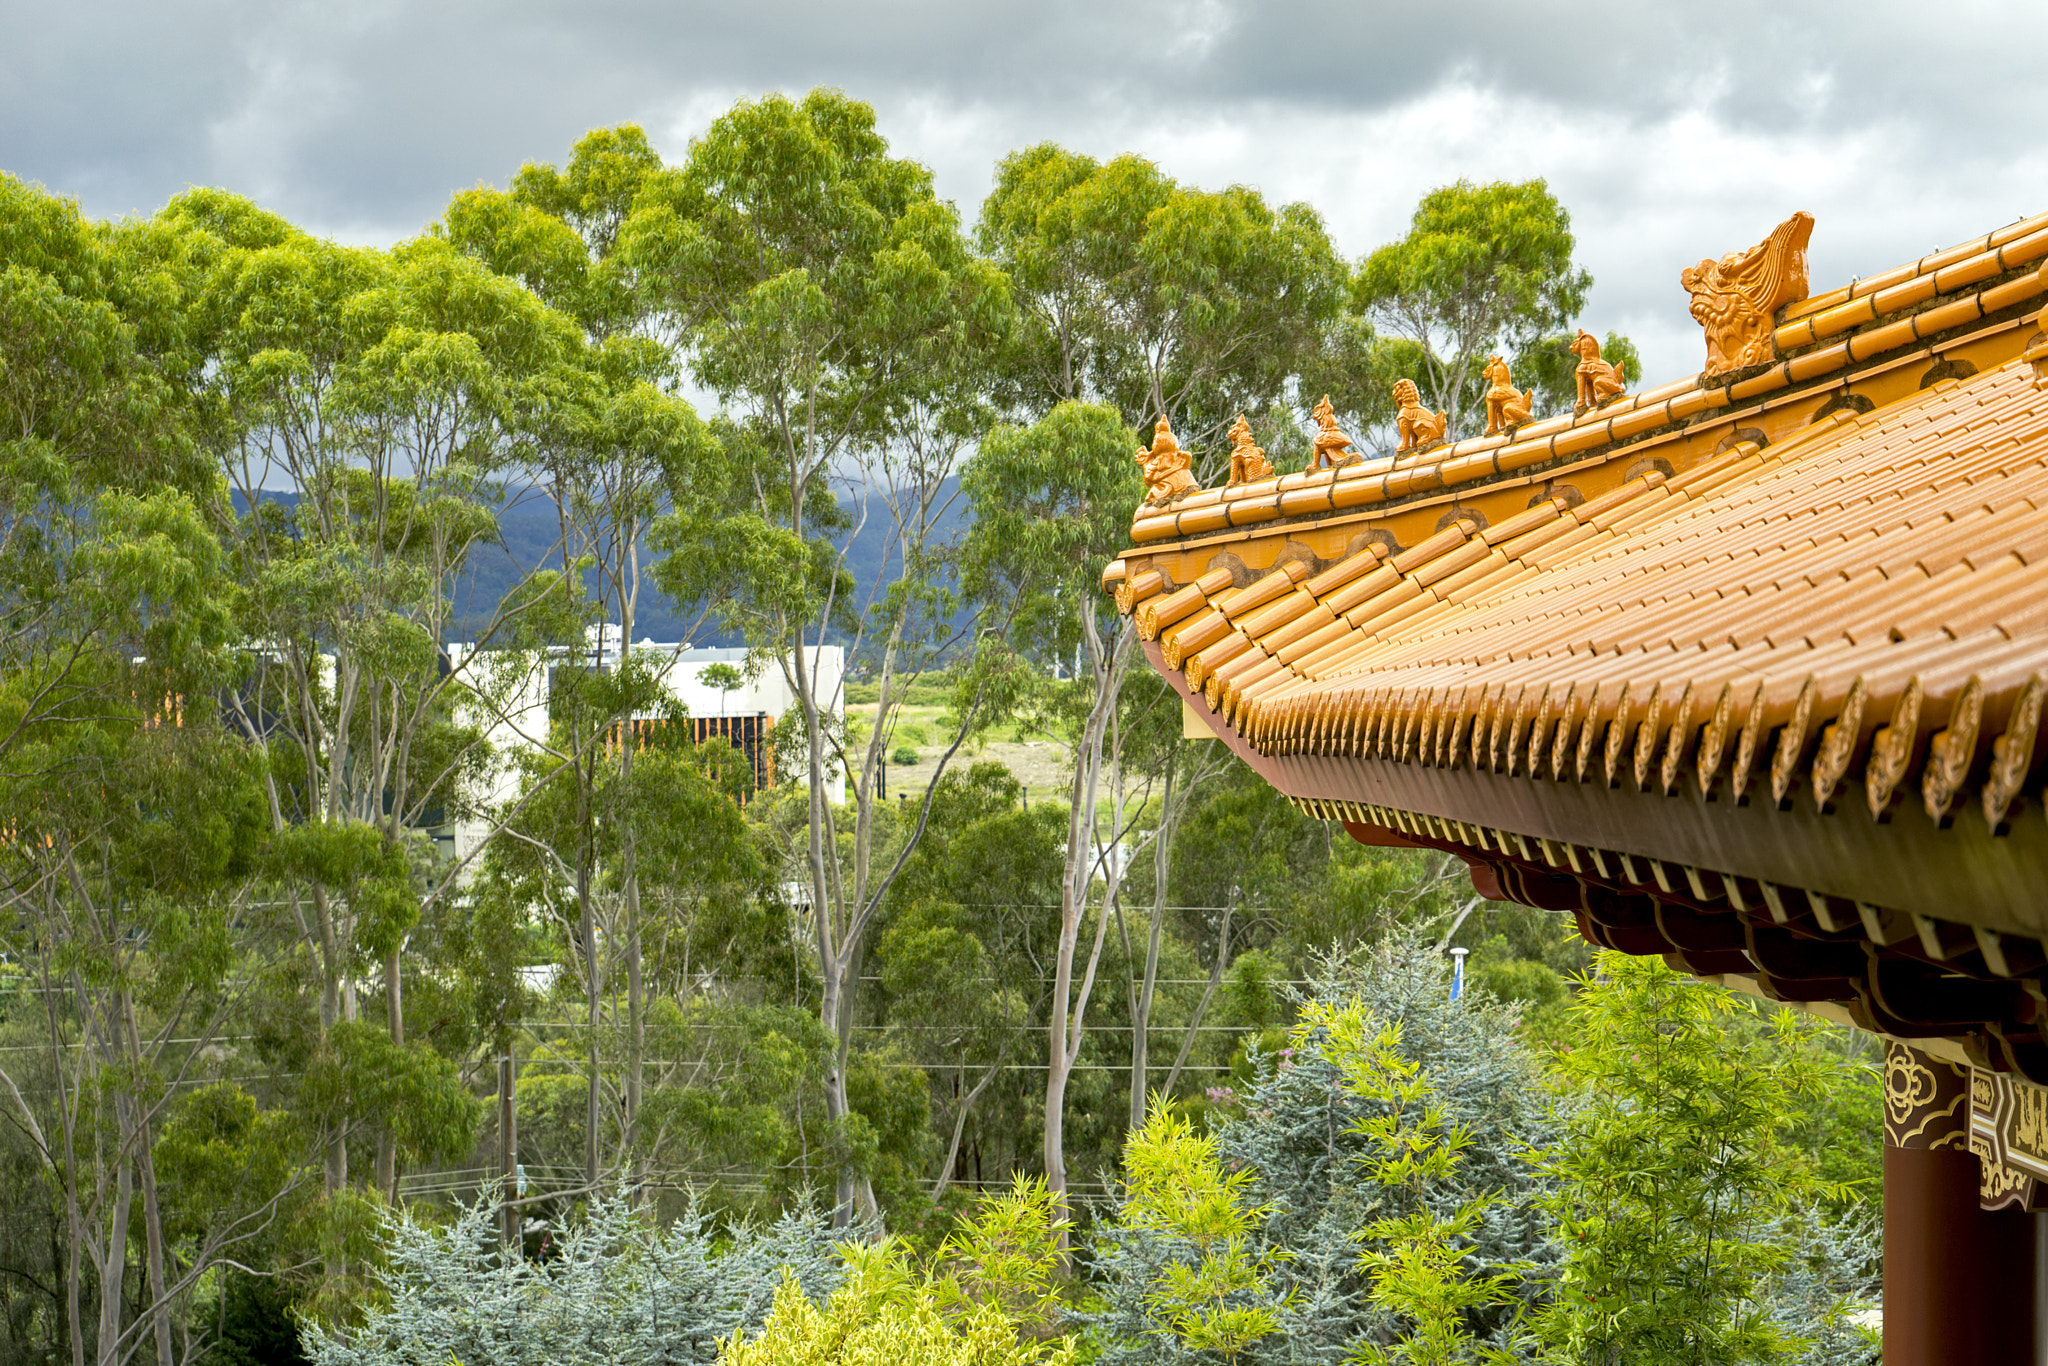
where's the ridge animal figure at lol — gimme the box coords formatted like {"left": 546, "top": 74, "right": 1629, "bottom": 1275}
{"left": 1393, "top": 379, "right": 1447, "bottom": 453}
{"left": 1226, "top": 414, "right": 1275, "bottom": 485}
{"left": 1680, "top": 210, "right": 1814, "bottom": 376}
{"left": 1482, "top": 356, "right": 1534, "bottom": 436}
{"left": 1135, "top": 416, "right": 1199, "bottom": 506}
{"left": 1308, "top": 395, "right": 1360, "bottom": 471}
{"left": 1571, "top": 330, "right": 1628, "bottom": 410}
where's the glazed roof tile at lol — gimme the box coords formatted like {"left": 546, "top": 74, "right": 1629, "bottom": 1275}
{"left": 1121, "top": 350, "right": 2048, "bottom": 836}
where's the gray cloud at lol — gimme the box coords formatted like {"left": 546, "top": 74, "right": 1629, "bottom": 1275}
{"left": 6, "top": 0, "right": 2045, "bottom": 381}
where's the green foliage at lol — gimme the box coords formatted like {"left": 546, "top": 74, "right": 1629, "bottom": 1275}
{"left": 1305, "top": 1002, "right": 1523, "bottom": 1365}
{"left": 722, "top": 1242, "right": 1076, "bottom": 1366}
{"left": 935, "top": 1176, "right": 1072, "bottom": 1343}
{"left": 1534, "top": 953, "right": 1864, "bottom": 1366}
{"left": 961, "top": 402, "right": 1137, "bottom": 665}
{"left": 1353, "top": 179, "right": 1593, "bottom": 437}
{"left": 1099, "top": 1104, "right": 1289, "bottom": 1365}
{"left": 894, "top": 744, "right": 922, "bottom": 766}
{"left": 976, "top": 143, "right": 1346, "bottom": 457}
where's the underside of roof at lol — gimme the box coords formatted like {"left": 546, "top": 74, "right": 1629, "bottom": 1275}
{"left": 1107, "top": 213, "right": 2048, "bottom": 1102}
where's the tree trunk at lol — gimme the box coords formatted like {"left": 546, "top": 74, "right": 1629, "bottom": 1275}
{"left": 579, "top": 848, "right": 599, "bottom": 1189}
{"left": 1044, "top": 630, "right": 1125, "bottom": 1242}
{"left": 310, "top": 885, "right": 348, "bottom": 1194}
{"left": 624, "top": 849, "right": 643, "bottom": 1196}
{"left": 375, "top": 946, "right": 403, "bottom": 1201}
{"left": 121, "top": 997, "right": 174, "bottom": 1366}
{"left": 1130, "top": 754, "right": 1179, "bottom": 1130}
{"left": 1162, "top": 904, "right": 1236, "bottom": 1098}
{"left": 95, "top": 1157, "right": 130, "bottom": 1366}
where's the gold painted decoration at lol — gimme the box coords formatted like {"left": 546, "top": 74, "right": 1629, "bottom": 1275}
{"left": 1481, "top": 356, "right": 1535, "bottom": 436}
{"left": 1884, "top": 1041, "right": 1970, "bottom": 1150}
{"left": 1970, "top": 1068, "right": 2048, "bottom": 1210}
{"left": 1225, "top": 414, "right": 1275, "bottom": 485}
{"left": 1983, "top": 673, "right": 2047, "bottom": 829}
{"left": 1307, "top": 395, "right": 1360, "bottom": 470}
{"left": 1681, "top": 210, "right": 1815, "bottom": 376}
{"left": 1570, "top": 330, "right": 1630, "bottom": 408}
{"left": 1865, "top": 676, "right": 1924, "bottom": 820}
{"left": 1392, "top": 379, "right": 1448, "bottom": 453}
{"left": 1923, "top": 674, "right": 1985, "bottom": 822}
{"left": 1135, "top": 416, "right": 1200, "bottom": 507}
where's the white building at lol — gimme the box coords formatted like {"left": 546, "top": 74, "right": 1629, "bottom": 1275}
{"left": 445, "top": 633, "right": 844, "bottom": 862}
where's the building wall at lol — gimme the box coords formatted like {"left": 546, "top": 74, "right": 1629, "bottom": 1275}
{"left": 445, "top": 638, "right": 845, "bottom": 863}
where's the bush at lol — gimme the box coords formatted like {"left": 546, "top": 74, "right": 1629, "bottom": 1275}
{"left": 1088, "top": 936, "right": 1551, "bottom": 1365}
{"left": 723, "top": 1242, "right": 1075, "bottom": 1366}
{"left": 303, "top": 1191, "right": 858, "bottom": 1366}
{"left": 892, "top": 745, "right": 920, "bottom": 767}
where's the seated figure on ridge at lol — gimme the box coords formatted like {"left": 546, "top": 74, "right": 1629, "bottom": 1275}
{"left": 1136, "top": 415, "right": 1199, "bottom": 506}
{"left": 1226, "top": 414, "right": 1275, "bottom": 485}
{"left": 1393, "top": 379, "right": 1448, "bottom": 453}
{"left": 1571, "top": 330, "right": 1629, "bottom": 410}
{"left": 1307, "top": 395, "right": 1360, "bottom": 471}
{"left": 1482, "top": 356, "right": 1535, "bottom": 436}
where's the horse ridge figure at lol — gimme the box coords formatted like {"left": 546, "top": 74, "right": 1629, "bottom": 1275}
{"left": 1570, "top": 330, "right": 1629, "bottom": 410}
{"left": 1307, "top": 395, "right": 1360, "bottom": 471}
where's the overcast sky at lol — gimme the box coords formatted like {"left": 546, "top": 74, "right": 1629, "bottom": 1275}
{"left": 7, "top": 0, "right": 2045, "bottom": 383}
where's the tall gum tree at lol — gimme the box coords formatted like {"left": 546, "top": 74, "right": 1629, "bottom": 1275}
{"left": 1351, "top": 178, "right": 1593, "bottom": 440}
{"left": 447, "top": 128, "right": 726, "bottom": 1193}
{"left": 0, "top": 173, "right": 297, "bottom": 1366}
{"left": 623, "top": 89, "right": 1013, "bottom": 1222}
{"left": 176, "top": 195, "right": 575, "bottom": 1219}
{"left": 973, "top": 147, "right": 1345, "bottom": 1221}
{"left": 960, "top": 401, "right": 1146, "bottom": 1237}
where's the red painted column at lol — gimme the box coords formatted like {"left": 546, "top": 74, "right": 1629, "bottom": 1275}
{"left": 1883, "top": 1043, "right": 2036, "bottom": 1364}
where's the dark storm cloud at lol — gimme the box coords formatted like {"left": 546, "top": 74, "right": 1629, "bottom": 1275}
{"left": 7, "top": 0, "right": 2040, "bottom": 227}
{"left": 4, "top": 0, "right": 2043, "bottom": 380}
{"left": 4, "top": 0, "right": 1179, "bottom": 228}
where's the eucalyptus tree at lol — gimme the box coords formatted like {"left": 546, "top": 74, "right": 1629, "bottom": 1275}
{"left": 446, "top": 126, "right": 738, "bottom": 1192}
{"left": 1352, "top": 178, "right": 1594, "bottom": 439}
{"left": 971, "top": 151, "right": 1345, "bottom": 1215}
{"left": 977, "top": 143, "right": 1346, "bottom": 461}
{"left": 622, "top": 89, "right": 1013, "bottom": 1222}
{"left": 961, "top": 401, "right": 1159, "bottom": 1231}
{"left": 0, "top": 175, "right": 313, "bottom": 1366}
{"left": 175, "top": 193, "right": 579, "bottom": 1203}
{"left": 868, "top": 763, "right": 1066, "bottom": 1200}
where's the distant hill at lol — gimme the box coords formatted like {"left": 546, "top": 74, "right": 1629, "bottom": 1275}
{"left": 235, "top": 478, "right": 972, "bottom": 652}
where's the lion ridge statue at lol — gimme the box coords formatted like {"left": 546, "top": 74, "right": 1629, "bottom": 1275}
{"left": 1225, "top": 414, "right": 1274, "bottom": 485}
{"left": 1393, "top": 379, "right": 1447, "bottom": 453}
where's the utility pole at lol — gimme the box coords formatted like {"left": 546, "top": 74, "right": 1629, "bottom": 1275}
{"left": 498, "top": 1053, "right": 519, "bottom": 1250}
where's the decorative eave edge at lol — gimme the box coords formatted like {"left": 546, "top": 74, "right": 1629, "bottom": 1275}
{"left": 1107, "top": 357, "right": 2048, "bottom": 865}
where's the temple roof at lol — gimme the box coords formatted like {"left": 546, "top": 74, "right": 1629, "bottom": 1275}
{"left": 1107, "top": 211, "right": 2048, "bottom": 1083}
